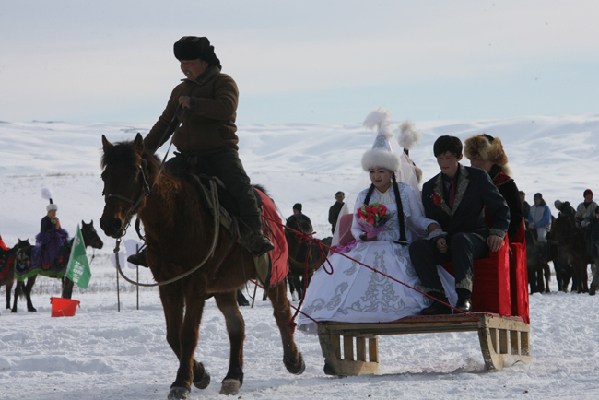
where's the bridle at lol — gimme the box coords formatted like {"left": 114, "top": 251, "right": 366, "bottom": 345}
{"left": 102, "top": 159, "right": 153, "bottom": 238}
{"left": 102, "top": 107, "right": 186, "bottom": 238}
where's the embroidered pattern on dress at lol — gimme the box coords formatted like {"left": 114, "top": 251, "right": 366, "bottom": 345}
{"left": 336, "top": 250, "right": 412, "bottom": 315}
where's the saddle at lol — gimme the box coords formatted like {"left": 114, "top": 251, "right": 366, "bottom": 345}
{"left": 146, "top": 152, "right": 288, "bottom": 289}
{"left": 0, "top": 247, "right": 18, "bottom": 281}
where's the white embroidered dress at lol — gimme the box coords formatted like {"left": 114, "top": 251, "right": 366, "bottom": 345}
{"left": 298, "top": 183, "right": 457, "bottom": 334}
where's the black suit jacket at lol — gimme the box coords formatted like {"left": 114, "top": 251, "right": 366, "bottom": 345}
{"left": 422, "top": 164, "right": 510, "bottom": 241}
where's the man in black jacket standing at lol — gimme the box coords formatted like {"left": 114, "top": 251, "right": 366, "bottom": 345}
{"left": 409, "top": 135, "right": 510, "bottom": 314}
{"left": 328, "top": 191, "right": 345, "bottom": 234}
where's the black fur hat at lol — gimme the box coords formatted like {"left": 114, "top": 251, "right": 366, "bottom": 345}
{"left": 173, "top": 37, "right": 222, "bottom": 70}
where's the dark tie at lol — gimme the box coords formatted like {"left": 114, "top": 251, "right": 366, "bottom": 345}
{"left": 449, "top": 180, "right": 456, "bottom": 208}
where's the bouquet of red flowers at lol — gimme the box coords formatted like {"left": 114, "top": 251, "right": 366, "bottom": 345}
{"left": 356, "top": 202, "right": 394, "bottom": 239}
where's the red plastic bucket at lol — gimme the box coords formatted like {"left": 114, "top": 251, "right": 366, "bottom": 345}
{"left": 50, "top": 297, "right": 80, "bottom": 317}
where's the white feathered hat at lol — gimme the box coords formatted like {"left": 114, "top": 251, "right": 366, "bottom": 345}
{"left": 361, "top": 107, "right": 401, "bottom": 174}
{"left": 42, "top": 187, "right": 58, "bottom": 212}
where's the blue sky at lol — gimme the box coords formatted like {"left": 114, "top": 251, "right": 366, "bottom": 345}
{"left": 1, "top": 0, "right": 598, "bottom": 124}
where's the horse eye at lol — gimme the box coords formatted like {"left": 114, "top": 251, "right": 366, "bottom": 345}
{"left": 129, "top": 173, "right": 137, "bottom": 182}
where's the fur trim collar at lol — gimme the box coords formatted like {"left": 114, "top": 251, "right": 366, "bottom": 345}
{"left": 464, "top": 135, "right": 511, "bottom": 175}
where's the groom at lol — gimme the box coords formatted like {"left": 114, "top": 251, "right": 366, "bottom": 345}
{"left": 409, "top": 135, "right": 510, "bottom": 314}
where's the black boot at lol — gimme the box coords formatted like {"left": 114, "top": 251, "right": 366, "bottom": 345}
{"left": 237, "top": 289, "right": 250, "bottom": 307}
{"left": 127, "top": 248, "right": 147, "bottom": 267}
{"left": 421, "top": 291, "right": 452, "bottom": 315}
{"left": 250, "top": 228, "right": 275, "bottom": 257}
{"left": 456, "top": 288, "right": 473, "bottom": 312}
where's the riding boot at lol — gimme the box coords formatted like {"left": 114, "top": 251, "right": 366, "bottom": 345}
{"left": 249, "top": 228, "right": 275, "bottom": 257}
{"left": 420, "top": 291, "right": 452, "bottom": 315}
{"left": 455, "top": 288, "right": 473, "bottom": 312}
{"left": 127, "top": 248, "right": 147, "bottom": 267}
{"left": 237, "top": 289, "right": 250, "bottom": 306}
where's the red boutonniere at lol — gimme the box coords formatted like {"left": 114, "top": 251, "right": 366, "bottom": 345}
{"left": 430, "top": 192, "right": 444, "bottom": 207}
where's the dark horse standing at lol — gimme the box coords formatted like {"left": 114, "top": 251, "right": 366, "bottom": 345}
{"left": 285, "top": 217, "right": 324, "bottom": 301}
{"left": 1, "top": 239, "right": 32, "bottom": 315}
{"left": 99, "top": 135, "right": 304, "bottom": 399}
{"left": 525, "top": 228, "right": 551, "bottom": 294}
{"left": 7, "top": 220, "right": 104, "bottom": 312}
{"left": 549, "top": 212, "right": 591, "bottom": 293}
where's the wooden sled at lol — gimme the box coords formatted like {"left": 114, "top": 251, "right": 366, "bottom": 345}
{"left": 317, "top": 312, "right": 531, "bottom": 376}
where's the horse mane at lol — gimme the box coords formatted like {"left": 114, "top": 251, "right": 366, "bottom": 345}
{"left": 253, "top": 183, "right": 268, "bottom": 196}
{"left": 100, "top": 140, "right": 160, "bottom": 176}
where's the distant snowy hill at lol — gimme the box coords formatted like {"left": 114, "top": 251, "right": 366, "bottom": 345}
{"left": 1, "top": 113, "right": 598, "bottom": 246}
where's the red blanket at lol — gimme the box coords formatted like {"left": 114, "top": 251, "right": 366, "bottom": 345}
{"left": 258, "top": 190, "right": 289, "bottom": 287}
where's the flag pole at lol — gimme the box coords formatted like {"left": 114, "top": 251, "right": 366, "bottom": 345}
{"left": 116, "top": 261, "right": 121, "bottom": 312}
{"left": 136, "top": 244, "right": 139, "bottom": 311}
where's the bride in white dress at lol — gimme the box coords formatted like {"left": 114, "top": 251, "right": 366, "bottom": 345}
{"left": 298, "top": 109, "right": 457, "bottom": 334}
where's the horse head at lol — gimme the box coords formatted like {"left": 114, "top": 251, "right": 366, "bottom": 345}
{"left": 99, "top": 133, "right": 158, "bottom": 239}
{"left": 81, "top": 220, "right": 104, "bottom": 249}
{"left": 552, "top": 213, "right": 577, "bottom": 242}
{"left": 286, "top": 219, "right": 323, "bottom": 274}
{"left": 524, "top": 227, "right": 538, "bottom": 244}
{"left": 17, "top": 238, "right": 31, "bottom": 248}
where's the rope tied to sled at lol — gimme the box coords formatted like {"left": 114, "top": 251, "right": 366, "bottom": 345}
{"left": 264, "top": 216, "right": 479, "bottom": 335}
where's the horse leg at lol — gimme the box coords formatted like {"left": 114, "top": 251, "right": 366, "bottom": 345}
{"left": 163, "top": 282, "right": 206, "bottom": 400}
{"left": 543, "top": 263, "right": 551, "bottom": 293}
{"left": 266, "top": 281, "right": 305, "bottom": 375}
{"left": 582, "top": 263, "right": 589, "bottom": 293}
{"left": 11, "top": 281, "right": 23, "bottom": 312}
{"left": 535, "top": 263, "right": 545, "bottom": 293}
{"left": 24, "top": 276, "right": 37, "bottom": 312}
{"left": 287, "top": 275, "right": 297, "bottom": 301}
{"left": 5, "top": 280, "right": 13, "bottom": 310}
{"left": 295, "top": 275, "right": 304, "bottom": 300}
{"left": 214, "top": 291, "right": 245, "bottom": 395}
{"left": 527, "top": 262, "right": 538, "bottom": 294}
{"left": 62, "top": 276, "right": 75, "bottom": 299}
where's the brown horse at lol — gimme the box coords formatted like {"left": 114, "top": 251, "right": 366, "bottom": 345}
{"left": 99, "top": 134, "right": 304, "bottom": 399}
{"left": 8, "top": 220, "right": 104, "bottom": 312}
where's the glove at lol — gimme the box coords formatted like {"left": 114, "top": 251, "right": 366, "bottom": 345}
{"left": 528, "top": 222, "right": 535, "bottom": 230}
{"left": 581, "top": 220, "right": 590, "bottom": 228}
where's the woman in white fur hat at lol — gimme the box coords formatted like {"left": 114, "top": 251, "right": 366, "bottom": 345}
{"left": 32, "top": 188, "right": 69, "bottom": 267}
{"left": 298, "top": 108, "right": 457, "bottom": 338}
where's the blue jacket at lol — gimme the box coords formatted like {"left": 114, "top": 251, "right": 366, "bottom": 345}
{"left": 528, "top": 205, "right": 551, "bottom": 228}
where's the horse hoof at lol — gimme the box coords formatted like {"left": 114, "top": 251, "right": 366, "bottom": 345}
{"left": 219, "top": 379, "right": 241, "bottom": 395}
{"left": 284, "top": 352, "right": 305, "bottom": 375}
{"left": 167, "top": 386, "right": 190, "bottom": 399}
{"left": 194, "top": 370, "right": 210, "bottom": 390}
{"left": 29, "top": 308, "right": 37, "bottom": 312}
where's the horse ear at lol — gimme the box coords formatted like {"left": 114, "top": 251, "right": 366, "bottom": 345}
{"left": 134, "top": 133, "right": 145, "bottom": 154}
{"left": 102, "top": 135, "right": 113, "bottom": 151}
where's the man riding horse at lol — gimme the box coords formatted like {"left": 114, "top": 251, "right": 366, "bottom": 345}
{"left": 128, "top": 36, "right": 273, "bottom": 266}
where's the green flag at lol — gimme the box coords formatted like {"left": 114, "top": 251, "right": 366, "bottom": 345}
{"left": 66, "top": 224, "right": 91, "bottom": 289}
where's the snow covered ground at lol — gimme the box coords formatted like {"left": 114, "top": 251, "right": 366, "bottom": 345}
{"left": 1, "top": 113, "right": 599, "bottom": 399}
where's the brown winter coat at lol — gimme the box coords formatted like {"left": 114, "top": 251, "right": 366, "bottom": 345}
{"left": 144, "top": 66, "right": 239, "bottom": 156}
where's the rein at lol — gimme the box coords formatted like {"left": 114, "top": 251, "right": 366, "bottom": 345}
{"left": 266, "top": 216, "right": 480, "bottom": 324}
{"left": 112, "top": 178, "right": 222, "bottom": 287}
